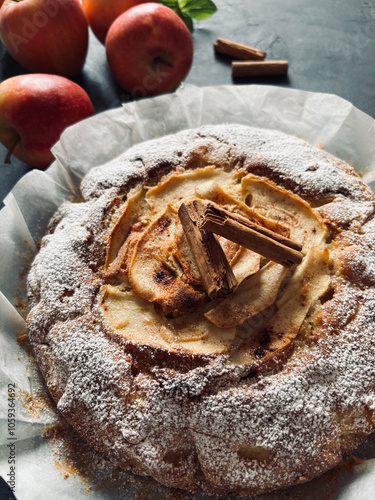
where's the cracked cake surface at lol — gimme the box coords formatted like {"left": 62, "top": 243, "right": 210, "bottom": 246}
{"left": 27, "top": 124, "right": 375, "bottom": 496}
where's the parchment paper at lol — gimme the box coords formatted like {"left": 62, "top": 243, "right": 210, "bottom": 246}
{"left": 1, "top": 84, "right": 375, "bottom": 500}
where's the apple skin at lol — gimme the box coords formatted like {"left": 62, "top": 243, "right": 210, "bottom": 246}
{"left": 0, "top": 74, "right": 95, "bottom": 169}
{"left": 106, "top": 3, "right": 193, "bottom": 97}
{"left": 82, "top": 0, "right": 156, "bottom": 45}
{"left": 0, "top": 0, "right": 89, "bottom": 77}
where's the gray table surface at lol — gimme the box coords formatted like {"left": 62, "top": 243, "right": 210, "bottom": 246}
{"left": 1, "top": 0, "right": 375, "bottom": 208}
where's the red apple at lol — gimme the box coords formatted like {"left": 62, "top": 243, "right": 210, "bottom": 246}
{"left": 106, "top": 3, "right": 193, "bottom": 97}
{"left": 82, "top": 0, "right": 155, "bottom": 45}
{"left": 0, "top": 74, "right": 95, "bottom": 169}
{"left": 0, "top": 0, "right": 89, "bottom": 77}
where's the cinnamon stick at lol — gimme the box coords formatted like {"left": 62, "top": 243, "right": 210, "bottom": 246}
{"left": 214, "top": 38, "right": 266, "bottom": 61}
{"left": 178, "top": 201, "right": 237, "bottom": 299}
{"left": 232, "top": 60, "right": 288, "bottom": 78}
{"left": 199, "top": 202, "right": 303, "bottom": 268}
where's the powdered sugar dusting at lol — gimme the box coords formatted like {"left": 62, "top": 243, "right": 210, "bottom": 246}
{"left": 81, "top": 125, "right": 372, "bottom": 203}
{"left": 27, "top": 124, "right": 375, "bottom": 496}
{"left": 189, "top": 286, "right": 375, "bottom": 493}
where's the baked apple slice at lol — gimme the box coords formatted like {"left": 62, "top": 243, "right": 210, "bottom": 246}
{"left": 241, "top": 174, "right": 328, "bottom": 250}
{"left": 128, "top": 205, "right": 205, "bottom": 316}
{"left": 100, "top": 284, "right": 236, "bottom": 355}
{"left": 146, "top": 165, "right": 236, "bottom": 213}
{"left": 205, "top": 262, "right": 288, "bottom": 328}
{"left": 231, "top": 246, "right": 331, "bottom": 365}
{"left": 103, "top": 185, "right": 148, "bottom": 277}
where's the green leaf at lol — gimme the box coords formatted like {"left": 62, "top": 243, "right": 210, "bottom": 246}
{"left": 160, "top": 0, "right": 217, "bottom": 31}
{"left": 178, "top": 0, "right": 217, "bottom": 20}
{"left": 161, "top": 0, "right": 179, "bottom": 10}
{"left": 180, "top": 11, "right": 194, "bottom": 31}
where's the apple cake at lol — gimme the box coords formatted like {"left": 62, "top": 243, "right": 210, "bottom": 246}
{"left": 26, "top": 124, "right": 375, "bottom": 496}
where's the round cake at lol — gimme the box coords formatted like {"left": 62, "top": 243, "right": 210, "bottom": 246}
{"left": 27, "top": 124, "right": 375, "bottom": 496}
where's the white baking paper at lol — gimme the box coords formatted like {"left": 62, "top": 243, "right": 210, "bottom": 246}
{"left": 1, "top": 84, "right": 375, "bottom": 500}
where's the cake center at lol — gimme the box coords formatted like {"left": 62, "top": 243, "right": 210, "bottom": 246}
{"left": 99, "top": 165, "right": 331, "bottom": 361}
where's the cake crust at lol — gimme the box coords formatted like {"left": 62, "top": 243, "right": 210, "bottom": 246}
{"left": 27, "top": 124, "right": 375, "bottom": 495}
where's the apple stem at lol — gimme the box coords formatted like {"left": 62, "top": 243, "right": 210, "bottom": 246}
{"left": 4, "top": 136, "right": 21, "bottom": 165}
{"left": 154, "top": 56, "right": 174, "bottom": 69}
